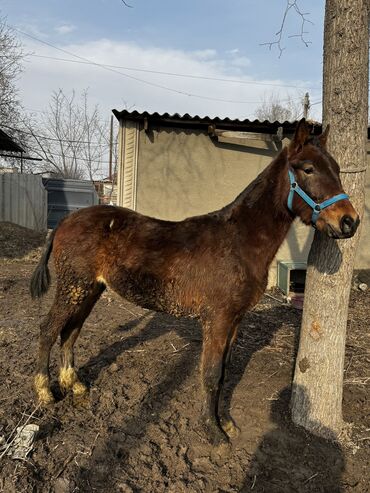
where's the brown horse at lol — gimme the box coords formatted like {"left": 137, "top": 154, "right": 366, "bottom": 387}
{"left": 30, "top": 120, "right": 359, "bottom": 445}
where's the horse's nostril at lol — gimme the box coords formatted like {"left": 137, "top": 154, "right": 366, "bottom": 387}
{"left": 340, "top": 215, "right": 355, "bottom": 234}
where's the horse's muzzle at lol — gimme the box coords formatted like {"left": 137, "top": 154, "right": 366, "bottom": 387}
{"left": 341, "top": 215, "right": 360, "bottom": 236}
{"left": 326, "top": 215, "right": 360, "bottom": 239}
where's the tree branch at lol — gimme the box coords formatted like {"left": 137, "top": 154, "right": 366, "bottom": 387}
{"left": 121, "top": 0, "right": 133, "bottom": 7}
{"left": 260, "top": 0, "right": 313, "bottom": 58}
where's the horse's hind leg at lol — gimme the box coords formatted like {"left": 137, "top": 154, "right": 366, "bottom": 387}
{"left": 35, "top": 299, "right": 73, "bottom": 405}
{"left": 59, "top": 325, "right": 85, "bottom": 396}
{"left": 59, "top": 284, "right": 104, "bottom": 397}
{"left": 35, "top": 283, "right": 104, "bottom": 405}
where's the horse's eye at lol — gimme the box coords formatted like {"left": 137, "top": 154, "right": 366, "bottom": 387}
{"left": 303, "top": 167, "right": 314, "bottom": 175}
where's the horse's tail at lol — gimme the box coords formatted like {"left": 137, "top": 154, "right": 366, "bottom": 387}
{"left": 30, "top": 228, "right": 57, "bottom": 299}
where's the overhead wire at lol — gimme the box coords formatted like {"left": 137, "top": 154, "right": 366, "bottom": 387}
{"left": 14, "top": 26, "right": 311, "bottom": 105}
{"left": 24, "top": 143, "right": 113, "bottom": 165}
{"left": 2, "top": 124, "right": 114, "bottom": 164}
{"left": 8, "top": 26, "right": 324, "bottom": 165}
{"left": 1, "top": 123, "right": 112, "bottom": 147}
{"left": 28, "top": 53, "right": 319, "bottom": 91}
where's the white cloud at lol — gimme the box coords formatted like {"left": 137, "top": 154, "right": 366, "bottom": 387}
{"left": 55, "top": 24, "right": 76, "bottom": 35}
{"left": 192, "top": 49, "right": 218, "bottom": 60}
{"left": 17, "top": 22, "right": 49, "bottom": 39}
{"left": 18, "top": 37, "right": 320, "bottom": 120}
{"left": 230, "top": 56, "right": 251, "bottom": 69}
{"left": 227, "top": 48, "right": 240, "bottom": 55}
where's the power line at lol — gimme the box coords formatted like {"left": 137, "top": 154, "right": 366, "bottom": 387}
{"left": 1, "top": 123, "right": 112, "bottom": 147}
{"left": 14, "top": 26, "right": 306, "bottom": 105}
{"left": 23, "top": 106, "right": 112, "bottom": 126}
{"left": 25, "top": 143, "right": 113, "bottom": 165}
{"left": 28, "top": 53, "right": 318, "bottom": 91}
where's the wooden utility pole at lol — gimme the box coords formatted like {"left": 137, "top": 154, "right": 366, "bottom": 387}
{"left": 109, "top": 115, "right": 114, "bottom": 181}
{"left": 303, "top": 92, "right": 310, "bottom": 119}
{"left": 291, "top": 0, "right": 369, "bottom": 438}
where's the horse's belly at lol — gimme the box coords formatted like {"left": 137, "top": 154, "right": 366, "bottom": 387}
{"left": 106, "top": 269, "right": 190, "bottom": 317}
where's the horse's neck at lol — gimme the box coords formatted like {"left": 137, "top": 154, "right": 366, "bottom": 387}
{"left": 223, "top": 150, "right": 294, "bottom": 267}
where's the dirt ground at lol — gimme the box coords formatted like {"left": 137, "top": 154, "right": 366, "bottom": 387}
{"left": 0, "top": 224, "right": 369, "bottom": 493}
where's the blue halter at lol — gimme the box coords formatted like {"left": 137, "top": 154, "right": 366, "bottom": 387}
{"left": 287, "top": 169, "right": 349, "bottom": 225}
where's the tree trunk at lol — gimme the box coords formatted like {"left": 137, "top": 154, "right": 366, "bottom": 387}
{"left": 291, "top": 0, "right": 369, "bottom": 438}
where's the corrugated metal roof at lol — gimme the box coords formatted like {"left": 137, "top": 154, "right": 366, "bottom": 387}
{"left": 0, "top": 129, "right": 24, "bottom": 153}
{"left": 112, "top": 109, "right": 322, "bottom": 134}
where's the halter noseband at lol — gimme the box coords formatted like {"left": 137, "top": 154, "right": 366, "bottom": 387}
{"left": 287, "top": 168, "right": 349, "bottom": 226}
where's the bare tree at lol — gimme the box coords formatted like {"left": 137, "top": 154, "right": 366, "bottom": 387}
{"left": 255, "top": 93, "right": 304, "bottom": 122}
{"left": 25, "top": 89, "right": 110, "bottom": 180}
{"left": 291, "top": 0, "right": 369, "bottom": 438}
{"left": 79, "top": 91, "right": 110, "bottom": 180}
{"left": 0, "top": 16, "right": 24, "bottom": 144}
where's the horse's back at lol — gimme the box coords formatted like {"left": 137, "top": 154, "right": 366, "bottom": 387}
{"left": 53, "top": 205, "right": 170, "bottom": 252}
{"left": 52, "top": 204, "right": 186, "bottom": 284}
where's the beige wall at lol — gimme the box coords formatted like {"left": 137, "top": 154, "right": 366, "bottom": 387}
{"left": 136, "top": 127, "right": 273, "bottom": 219}
{"left": 118, "top": 122, "right": 369, "bottom": 286}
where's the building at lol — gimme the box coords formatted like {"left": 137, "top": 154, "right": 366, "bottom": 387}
{"left": 94, "top": 173, "right": 118, "bottom": 205}
{"left": 0, "top": 128, "right": 47, "bottom": 231}
{"left": 0, "top": 128, "right": 24, "bottom": 168}
{"left": 113, "top": 110, "right": 369, "bottom": 288}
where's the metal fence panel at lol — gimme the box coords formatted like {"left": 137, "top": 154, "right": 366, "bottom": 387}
{"left": 0, "top": 173, "right": 47, "bottom": 231}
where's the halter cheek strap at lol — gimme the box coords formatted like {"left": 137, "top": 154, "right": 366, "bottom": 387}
{"left": 287, "top": 169, "right": 349, "bottom": 226}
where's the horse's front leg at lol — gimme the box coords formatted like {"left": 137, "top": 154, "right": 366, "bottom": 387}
{"left": 200, "top": 316, "right": 240, "bottom": 445}
{"left": 218, "top": 322, "right": 240, "bottom": 439}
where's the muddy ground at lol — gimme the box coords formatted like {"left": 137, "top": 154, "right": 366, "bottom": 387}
{"left": 0, "top": 229, "right": 369, "bottom": 492}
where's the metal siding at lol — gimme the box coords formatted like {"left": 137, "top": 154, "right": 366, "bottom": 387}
{"left": 117, "top": 121, "right": 139, "bottom": 209}
{"left": 0, "top": 174, "right": 47, "bottom": 231}
{"left": 43, "top": 178, "right": 99, "bottom": 229}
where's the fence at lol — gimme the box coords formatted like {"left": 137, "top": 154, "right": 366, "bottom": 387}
{"left": 0, "top": 173, "right": 47, "bottom": 232}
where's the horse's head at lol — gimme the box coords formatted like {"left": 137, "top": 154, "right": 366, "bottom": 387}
{"left": 286, "top": 119, "right": 359, "bottom": 239}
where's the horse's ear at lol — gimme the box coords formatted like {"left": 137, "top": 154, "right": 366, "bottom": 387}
{"left": 319, "top": 124, "right": 330, "bottom": 148}
{"left": 289, "top": 118, "right": 310, "bottom": 156}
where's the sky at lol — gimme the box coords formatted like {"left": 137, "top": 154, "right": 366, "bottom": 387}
{"left": 2, "top": 0, "right": 325, "bottom": 121}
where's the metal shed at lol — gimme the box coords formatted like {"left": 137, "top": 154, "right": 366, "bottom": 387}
{"left": 42, "top": 178, "right": 99, "bottom": 229}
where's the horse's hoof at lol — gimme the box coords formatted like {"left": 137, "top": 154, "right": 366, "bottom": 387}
{"left": 213, "top": 440, "right": 232, "bottom": 458}
{"left": 220, "top": 418, "right": 240, "bottom": 439}
{"left": 35, "top": 374, "right": 55, "bottom": 407}
{"left": 202, "top": 419, "right": 229, "bottom": 447}
{"left": 71, "top": 380, "right": 89, "bottom": 407}
{"left": 59, "top": 368, "right": 81, "bottom": 394}
{"left": 211, "top": 432, "right": 229, "bottom": 447}
{"left": 73, "top": 392, "right": 90, "bottom": 409}
{"left": 37, "top": 389, "right": 55, "bottom": 407}
{"left": 72, "top": 381, "right": 88, "bottom": 396}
